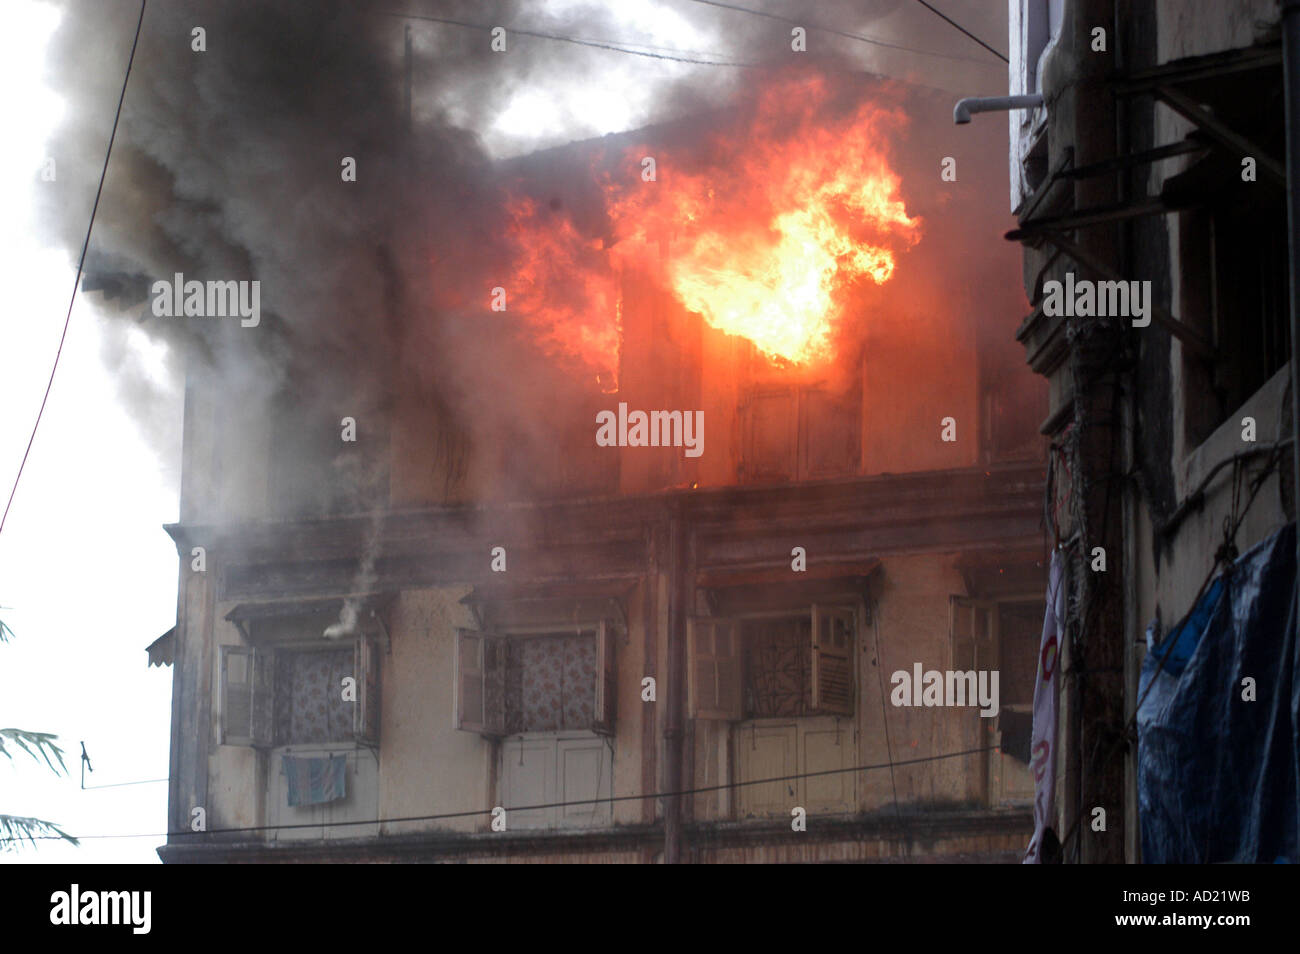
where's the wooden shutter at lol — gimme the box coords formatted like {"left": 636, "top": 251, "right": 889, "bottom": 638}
{"left": 811, "top": 604, "right": 854, "bottom": 715}
{"left": 741, "top": 390, "right": 797, "bottom": 483}
{"left": 687, "top": 618, "right": 741, "bottom": 720}
{"left": 593, "top": 620, "right": 617, "bottom": 735}
{"left": 220, "top": 645, "right": 272, "bottom": 747}
{"left": 354, "top": 636, "right": 381, "bottom": 746}
{"left": 455, "top": 629, "right": 506, "bottom": 737}
{"left": 950, "top": 598, "right": 996, "bottom": 671}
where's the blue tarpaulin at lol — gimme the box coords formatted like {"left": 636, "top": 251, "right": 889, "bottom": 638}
{"left": 1138, "top": 521, "right": 1299, "bottom": 863}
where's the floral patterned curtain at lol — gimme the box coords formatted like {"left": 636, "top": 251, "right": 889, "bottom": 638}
{"left": 505, "top": 634, "right": 596, "bottom": 733}
{"left": 274, "top": 648, "right": 354, "bottom": 745}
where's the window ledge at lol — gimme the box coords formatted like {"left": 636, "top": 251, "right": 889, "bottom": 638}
{"left": 1180, "top": 361, "right": 1291, "bottom": 502}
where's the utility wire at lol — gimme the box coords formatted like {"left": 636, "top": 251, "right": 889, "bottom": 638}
{"left": 0, "top": 1, "right": 147, "bottom": 540}
{"left": 388, "top": 9, "right": 762, "bottom": 68}
{"left": 391, "top": 8, "right": 991, "bottom": 100}
{"left": 81, "top": 777, "right": 168, "bottom": 791}
{"left": 684, "top": 0, "right": 1001, "bottom": 66}
{"left": 6, "top": 744, "right": 1004, "bottom": 843}
{"left": 911, "top": 0, "right": 1008, "bottom": 63}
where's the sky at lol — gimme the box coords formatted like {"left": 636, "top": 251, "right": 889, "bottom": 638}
{"left": 0, "top": 0, "right": 177, "bottom": 864}
{"left": 0, "top": 0, "right": 1009, "bottom": 864}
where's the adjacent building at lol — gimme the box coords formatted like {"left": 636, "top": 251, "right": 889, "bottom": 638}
{"left": 1003, "top": 0, "right": 1296, "bottom": 862}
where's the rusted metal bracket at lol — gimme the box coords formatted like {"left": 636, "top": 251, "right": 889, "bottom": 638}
{"left": 1035, "top": 229, "right": 1216, "bottom": 361}
{"left": 1153, "top": 85, "right": 1285, "bottom": 186}
{"left": 1006, "top": 197, "right": 1183, "bottom": 241}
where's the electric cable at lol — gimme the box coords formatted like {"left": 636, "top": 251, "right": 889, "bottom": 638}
{"left": 684, "top": 0, "right": 1002, "bottom": 66}
{"left": 388, "top": 9, "right": 762, "bottom": 68}
{"left": 910, "top": 0, "right": 1009, "bottom": 63}
{"left": 5, "top": 742, "right": 1006, "bottom": 843}
{"left": 0, "top": 0, "right": 147, "bottom": 539}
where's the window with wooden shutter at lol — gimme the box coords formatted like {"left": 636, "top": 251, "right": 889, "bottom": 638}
{"left": 220, "top": 645, "right": 272, "bottom": 747}
{"left": 811, "top": 604, "right": 854, "bottom": 715}
{"left": 455, "top": 629, "right": 506, "bottom": 737}
{"left": 593, "top": 620, "right": 617, "bottom": 735}
{"left": 354, "top": 636, "right": 381, "bottom": 745}
{"left": 740, "top": 390, "right": 797, "bottom": 483}
{"left": 688, "top": 618, "right": 742, "bottom": 720}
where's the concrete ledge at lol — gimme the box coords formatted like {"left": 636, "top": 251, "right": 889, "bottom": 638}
{"left": 1181, "top": 362, "right": 1291, "bottom": 502}
{"left": 157, "top": 808, "right": 1032, "bottom": 864}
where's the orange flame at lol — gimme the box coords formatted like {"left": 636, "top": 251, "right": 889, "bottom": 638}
{"left": 503, "top": 75, "right": 920, "bottom": 376}
{"left": 503, "top": 193, "right": 622, "bottom": 388}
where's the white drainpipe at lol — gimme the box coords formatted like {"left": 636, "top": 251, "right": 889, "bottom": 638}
{"left": 953, "top": 94, "right": 1044, "bottom": 125}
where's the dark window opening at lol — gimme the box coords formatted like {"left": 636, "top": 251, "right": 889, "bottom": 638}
{"left": 1174, "top": 79, "right": 1289, "bottom": 449}
{"left": 742, "top": 616, "right": 813, "bottom": 718}
{"left": 738, "top": 610, "right": 854, "bottom": 719}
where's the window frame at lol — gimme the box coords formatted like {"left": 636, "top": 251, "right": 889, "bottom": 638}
{"left": 949, "top": 593, "right": 1042, "bottom": 806}
{"left": 220, "top": 636, "right": 382, "bottom": 749}
{"left": 454, "top": 620, "right": 619, "bottom": 739}
{"left": 690, "top": 603, "right": 858, "bottom": 722}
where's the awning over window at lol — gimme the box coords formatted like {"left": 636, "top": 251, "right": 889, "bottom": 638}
{"left": 459, "top": 580, "right": 633, "bottom": 632}
{"left": 697, "top": 558, "right": 881, "bottom": 616}
{"left": 696, "top": 557, "right": 881, "bottom": 589}
{"left": 146, "top": 627, "right": 175, "bottom": 668}
{"left": 224, "top": 592, "right": 396, "bottom": 645}
{"left": 224, "top": 592, "right": 395, "bottom": 624}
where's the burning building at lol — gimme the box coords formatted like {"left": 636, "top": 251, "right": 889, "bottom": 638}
{"left": 62, "top": 3, "right": 1048, "bottom": 862}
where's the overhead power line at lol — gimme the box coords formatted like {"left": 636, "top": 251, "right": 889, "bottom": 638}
{"left": 0, "top": 1, "right": 147, "bottom": 540}
{"left": 5, "top": 744, "right": 1004, "bottom": 843}
{"left": 389, "top": 10, "right": 762, "bottom": 68}
{"left": 684, "top": 0, "right": 1002, "bottom": 66}
{"left": 911, "top": 0, "right": 1009, "bottom": 64}
{"left": 82, "top": 777, "right": 168, "bottom": 790}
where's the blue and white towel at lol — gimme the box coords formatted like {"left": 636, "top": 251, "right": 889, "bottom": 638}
{"left": 282, "top": 754, "right": 347, "bottom": 807}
